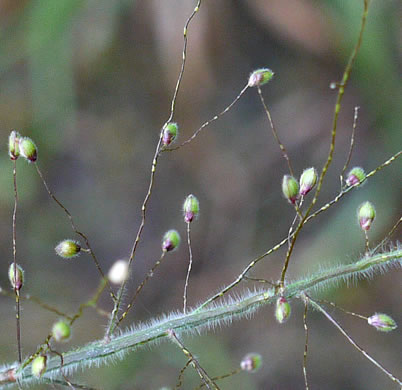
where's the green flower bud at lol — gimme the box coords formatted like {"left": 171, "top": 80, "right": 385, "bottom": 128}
{"left": 31, "top": 355, "right": 47, "bottom": 378}
{"left": 346, "top": 167, "right": 366, "bottom": 186}
{"left": 162, "top": 230, "right": 180, "bottom": 252}
{"left": 108, "top": 259, "right": 129, "bottom": 285}
{"left": 282, "top": 175, "right": 299, "bottom": 204}
{"left": 299, "top": 167, "right": 317, "bottom": 196}
{"left": 8, "top": 130, "right": 21, "bottom": 160}
{"left": 240, "top": 353, "right": 262, "bottom": 373}
{"left": 368, "top": 313, "right": 397, "bottom": 332}
{"left": 275, "top": 297, "right": 291, "bottom": 324}
{"left": 183, "top": 194, "right": 200, "bottom": 223}
{"left": 162, "top": 122, "right": 178, "bottom": 146}
{"left": 55, "top": 239, "right": 81, "bottom": 258}
{"left": 19, "top": 137, "right": 37, "bottom": 162}
{"left": 52, "top": 320, "right": 71, "bottom": 342}
{"left": 248, "top": 68, "right": 274, "bottom": 87}
{"left": 357, "top": 201, "right": 375, "bottom": 231}
{"left": 8, "top": 263, "right": 24, "bottom": 291}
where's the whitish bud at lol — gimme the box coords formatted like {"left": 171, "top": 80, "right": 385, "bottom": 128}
{"left": 162, "top": 122, "right": 178, "bottom": 146}
{"left": 32, "top": 355, "right": 47, "bottom": 378}
{"left": 55, "top": 239, "right": 81, "bottom": 258}
{"left": 282, "top": 175, "right": 299, "bottom": 204}
{"left": 8, "top": 263, "right": 24, "bottom": 291}
{"left": 183, "top": 194, "right": 200, "bottom": 223}
{"left": 162, "top": 230, "right": 180, "bottom": 252}
{"left": 368, "top": 313, "right": 397, "bottom": 332}
{"left": 357, "top": 201, "right": 375, "bottom": 231}
{"left": 248, "top": 68, "right": 274, "bottom": 87}
{"left": 19, "top": 137, "right": 37, "bottom": 162}
{"left": 108, "top": 259, "right": 129, "bottom": 285}
{"left": 52, "top": 320, "right": 71, "bottom": 342}
{"left": 275, "top": 297, "right": 291, "bottom": 324}
{"left": 8, "top": 130, "right": 21, "bottom": 160}
{"left": 240, "top": 353, "right": 262, "bottom": 373}
{"left": 299, "top": 167, "right": 317, "bottom": 196}
{"left": 346, "top": 167, "right": 366, "bottom": 186}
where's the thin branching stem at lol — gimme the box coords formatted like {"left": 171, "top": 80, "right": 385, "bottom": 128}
{"left": 374, "top": 215, "right": 402, "bottom": 252}
{"left": 183, "top": 222, "right": 193, "bottom": 314}
{"left": 302, "top": 300, "right": 309, "bottom": 390}
{"left": 194, "top": 369, "right": 241, "bottom": 389}
{"left": 175, "top": 359, "right": 192, "bottom": 389}
{"left": 317, "top": 299, "right": 367, "bottom": 321}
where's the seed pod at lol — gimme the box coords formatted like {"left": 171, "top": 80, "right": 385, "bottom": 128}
{"left": 19, "top": 137, "right": 37, "bottom": 162}
{"left": 162, "top": 122, "right": 178, "bottom": 146}
{"left": 183, "top": 194, "right": 200, "bottom": 223}
{"left": 282, "top": 175, "right": 299, "bottom": 204}
{"left": 248, "top": 68, "right": 274, "bottom": 87}
{"left": 368, "top": 313, "right": 397, "bottom": 332}
{"left": 275, "top": 297, "right": 291, "bottom": 324}
{"left": 55, "top": 239, "right": 81, "bottom": 258}
{"left": 31, "top": 355, "right": 47, "bottom": 378}
{"left": 8, "top": 130, "right": 21, "bottom": 160}
{"left": 346, "top": 167, "right": 366, "bottom": 186}
{"left": 357, "top": 201, "right": 376, "bottom": 231}
{"left": 108, "top": 259, "right": 129, "bottom": 285}
{"left": 299, "top": 167, "right": 317, "bottom": 196}
{"left": 162, "top": 230, "right": 180, "bottom": 252}
{"left": 52, "top": 320, "right": 71, "bottom": 342}
{"left": 8, "top": 263, "right": 24, "bottom": 291}
{"left": 240, "top": 353, "right": 262, "bottom": 373}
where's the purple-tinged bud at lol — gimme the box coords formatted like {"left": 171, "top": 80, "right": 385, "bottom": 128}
{"left": 357, "top": 201, "right": 375, "bottom": 231}
{"left": 299, "top": 167, "right": 317, "bottom": 196}
{"left": 368, "top": 313, "right": 397, "bottom": 332}
{"left": 55, "top": 239, "right": 81, "bottom": 259}
{"left": 31, "top": 355, "right": 47, "bottom": 378}
{"left": 240, "top": 353, "right": 262, "bottom": 373}
{"left": 275, "top": 297, "right": 291, "bottom": 324}
{"left": 282, "top": 175, "right": 299, "bottom": 204}
{"left": 248, "top": 68, "right": 274, "bottom": 87}
{"left": 346, "top": 167, "right": 366, "bottom": 186}
{"left": 19, "top": 137, "right": 37, "bottom": 162}
{"left": 52, "top": 320, "right": 71, "bottom": 342}
{"left": 162, "top": 230, "right": 180, "bottom": 252}
{"left": 162, "top": 122, "right": 178, "bottom": 146}
{"left": 183, "top": 194, "right": 200, "bottom": 223}
{"left": 8, "top": 130, "right": 21, "bottom": 160}
{"left": 8, "top": 263, "right": 24, "bottom": 291}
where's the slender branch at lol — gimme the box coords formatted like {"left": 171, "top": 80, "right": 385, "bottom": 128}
{"left": 183, "top": 222, "right": 193, "bottom": 314}
{"left": 302, "top": 300, "right": 309, "bottom": 390}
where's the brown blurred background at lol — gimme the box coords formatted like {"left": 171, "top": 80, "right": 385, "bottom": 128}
{"left": 0, "top": 0, "right": 401, "bottom": 389}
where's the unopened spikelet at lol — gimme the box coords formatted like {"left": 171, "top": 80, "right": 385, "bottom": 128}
{"left": 346, "top": 167, "right": 366, "bottom": 186}
{"left": 367, "top": 313, "right": 397, "bottom": 332}
{"left": 248, "top": 68, "right": 274, "bottom": 87}
{"left": 275, "top": 297, "right": 291, "bottom": 324}
{"left": 282, "top": 175, "right": 299, "bottom": 204}
{"left": 55, "top": 239, "right": 81, "bottom": 258}
{"left": 162, "top": 230, "right": 180, "bottom": 252}
{"left": 299, "top": 167, "right": 317, "bottom": 196}
{"left": 8, "top": 263, "right": 24, "bottom": 291}
{"left": 108, "top": 259, "right": 129, "bottom": 285}
{"left": 31, "top": 355, "right": 47, "bottom": 378}
{"left": 162, "top": 122, "right": 178, "bottom": 146}
{"left": 52, "top": 320, "right": 71, "bottom": 342}
{"left": 19, "top": 136, "right": 37, "bottom": 162}
{"left": 240, "top": 353, "right": 262, "bottom": 373}
{"left": 183, "top": 194, "right": 200, "bottom": 223}
{"left": 8, "top": 130, "right": 21, "bottom": 160}
{"left": 357, "top": 201, "right": 376, "bottom": 231}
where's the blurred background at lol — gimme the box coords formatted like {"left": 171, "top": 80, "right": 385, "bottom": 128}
{"left": 0, "top": 0, "right": 401, "bottom": 389}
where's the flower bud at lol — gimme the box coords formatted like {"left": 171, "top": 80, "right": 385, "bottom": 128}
{"left": 8, "top": 263, "right": 24, "bottom": 291}
{"left": 162, "top": 230, "right": 180, "bottom": 252}
{"left": 248, "top": 68, "right": 274, "bottom": 87}
{"left": 52, "top": 320, "right": 71, "bottom": 342}
{"left": 8, "top": 130, "right": 21, "bottom": 160}
{"left": 19, "top": 137, "right": 37, "bottom": 162}
{"left": 55, "top": 239, "right": 81, "bottom": 258}
{"left": 357, "top": 201, "right": 375, "bottom": 231}
{"left": 183, "top": 194, "right": 200, "bottom": 223}
{"left": 108, "top": 259, "right": 129, "bottom": 285}
{"left": 275, "top": 297, "right": 291, "bottom": 324}
{"left": 346, "top": 167, "right": 366, "bottom": 186}
{"left": 299, "top": 167, "right": 317, "bottom": 196}
{"left": 282, "top": 175, "right": 299, "bottom": 204}
{"left": 162, "top": 122, "right": 178, "bottom": 146}
{"left": 32, "top": 355, "right": 47, "bottom": 378}
{"left": 368, "top": 313, "right": 397, "bottom": 332}
{"left": 240, "top": 353, "right": 262, "bottom": 373}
